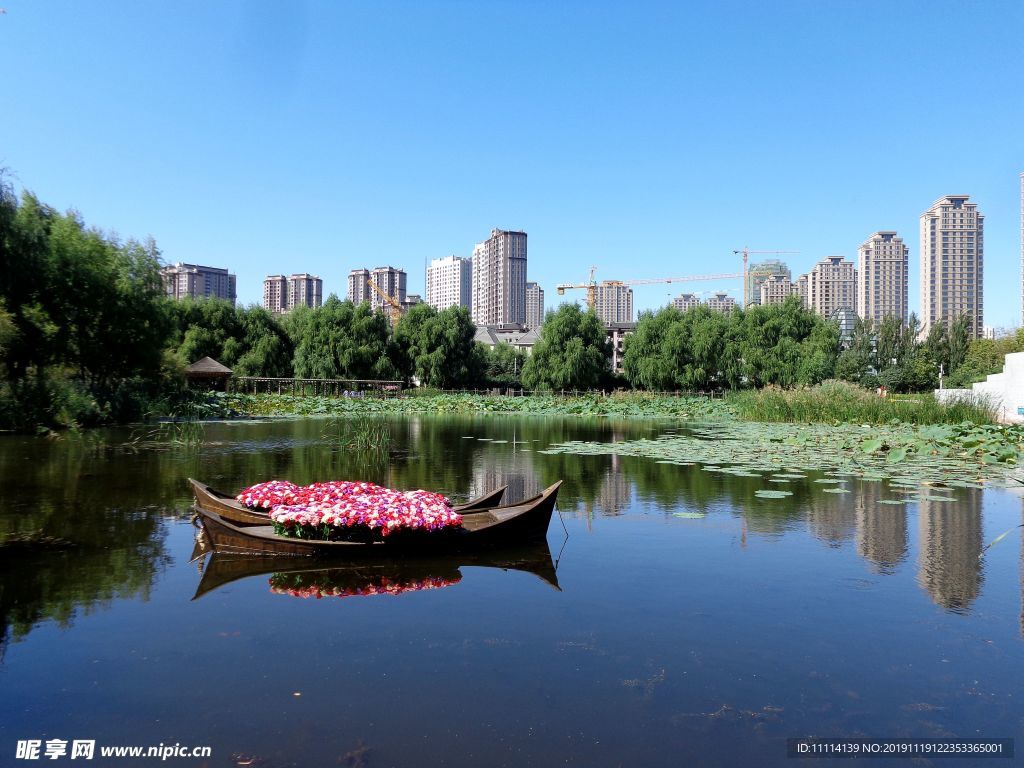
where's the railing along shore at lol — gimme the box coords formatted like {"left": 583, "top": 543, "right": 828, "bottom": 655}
{"left": 229, "top": 377, "right": 724, "bottom": 400}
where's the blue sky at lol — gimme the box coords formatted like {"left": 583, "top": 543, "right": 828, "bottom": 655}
{"left": 2, "top": 0, "right": 1023, "bottom": 326}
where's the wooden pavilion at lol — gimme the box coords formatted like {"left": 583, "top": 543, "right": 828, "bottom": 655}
{"left": 185, "top": 357, "right": 233, "bottom": 391}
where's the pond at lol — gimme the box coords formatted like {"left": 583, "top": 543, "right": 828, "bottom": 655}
{"left": 1, "top": 415, "right": 1021, "bottom": 767}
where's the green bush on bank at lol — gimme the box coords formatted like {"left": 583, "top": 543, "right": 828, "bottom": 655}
{"left": 728, "top": 380, "right": 996, "bottom": 426}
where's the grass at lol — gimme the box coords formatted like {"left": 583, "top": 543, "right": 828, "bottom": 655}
{"left": 728, "top": 380, "right": 997, "bottom": 426}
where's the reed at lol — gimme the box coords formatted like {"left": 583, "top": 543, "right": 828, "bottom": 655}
{"left": 729, "top": 380, "right": 996, "bottom": 425}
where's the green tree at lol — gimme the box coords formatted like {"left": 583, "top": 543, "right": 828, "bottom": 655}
{"left": 485, "top": 342, "right": 528, "bottom": 387}
{"left": 521, "top": 304, "right": 610, "bottom": 390}
{"left": 292, "top": 297, "right": 399, "bottom": 380}
{"left": 394, "top": 305, "right": 479, "bottom": 388}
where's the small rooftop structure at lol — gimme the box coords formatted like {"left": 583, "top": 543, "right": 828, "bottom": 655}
{"left": 185, "top": 357, "right": 233, "bottom": 390}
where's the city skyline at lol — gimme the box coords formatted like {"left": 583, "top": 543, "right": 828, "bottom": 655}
{"left": 3, "top": 3, "right": 1022, "bottom": 326}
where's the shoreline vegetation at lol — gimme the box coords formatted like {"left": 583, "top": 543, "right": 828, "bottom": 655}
{"left": 208, "top": 386, "right": 1024, "bottom": 483}
{"left": 219, "top": 381, "right": 997, "bottom": 426}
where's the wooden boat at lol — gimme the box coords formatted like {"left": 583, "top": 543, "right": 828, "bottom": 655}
{"left": 191, "top": 541, "right": 561, "bottom": 600}
{"left": 193, "top": 481, "right": 562, "bottom": 556}
{"left": 188, "top": 478, "right": 508, "bottom": 527}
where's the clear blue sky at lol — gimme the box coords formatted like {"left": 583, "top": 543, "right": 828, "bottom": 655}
{"left": 2, "top": 1, "right": 1023, "bottom": 326}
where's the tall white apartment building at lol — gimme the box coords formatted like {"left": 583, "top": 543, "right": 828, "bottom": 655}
{"left": 471, "top": 228, "right": 527, "bottom": 326}
{"left": 759, "top": 274, "right": 798, "bottom": 306}
{"left": 705, "top": 292, "right": 737, "bottom": 313}
{"left": 806, "top": 256, "right": 857, "bottom": 319}
{"left": 426, "top": 256, "right": 472, "bottom": 311}
{"left": 263, "top": 275, "right": 288, "bottom": 314}
{"left": 288, "top": 273, "right": 322, "bottom": 310}
{"left": 347, "top": 269, "right": 371, "bottom": 305}
{"left": 672, "top": 293, "right": 702, "bottom": 312}
{"left": 162, "top": 263, "right": 237, "bottom": 304}
{"left": 369, "top": 266, "right": 407, "bottom": 313}
{"left": 595, "top": 282, "right": 633, "bottom": 324}
{"left": 920, "top": 195, "right": 984, "bottom": 339}
{"left": 857, "top": 232, "right": 908, "bottom": 325}
{"left": 525, "top": 282, "right": 545, "bottom": 329}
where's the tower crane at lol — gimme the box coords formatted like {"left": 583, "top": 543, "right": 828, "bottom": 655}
{"left": 732, "top": 249, "right": 799, "bottom": 306}
{"left": 556, "top": 270, "right": 742, "bottom": 312}
{"left": 367, "top": 277, "right": 403, "bottom": 328}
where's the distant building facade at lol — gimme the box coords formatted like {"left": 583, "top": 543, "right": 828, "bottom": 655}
{"left": 606, "top": 322, "right": 636, "bottom": 375}
{"left": 288, "top": 273, "right": 322, "bottom": 310}
{"left": 525, "top": 282, "right": 545, "bottom": 329}
{"left": 920, "top": 195, "right": 984, "bottom": 339}
{"left": 162, "top": 263, "right": 237, "bottom": 304}
{"left": 369, "top": 266, "right": 407, "bottom": 313}
{"left": 471, "top": 229, "right": 528, "bottom": 326}
{"left": 759, "top": 274, "right": 798, "bottom": 306}
{"left": 705, "top": 292, "right": 737, "bottom": 313}
{"left": 263, "top": 275, "right": 288, "bottom": 314}
{"left": 672, "top": 293, "right": 702, "bottom": 312}
{"left": 595, "top": 282, "right": 633, "bottom": 324}
{"left": 745, "top": 260, "right": 790, "bottom": 306}
{"left": 806, "top": 256, "right": 857, "bottom": 319}
{"left": 857, "top": 232, "right": 908, "bottom": 324}
{"left": 347, "top": 269, "right": 371, "bottom": 305}
{"left": 426, "top": 256, "right": 472, "bottom": 311}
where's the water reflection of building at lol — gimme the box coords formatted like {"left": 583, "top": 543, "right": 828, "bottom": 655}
{"left": 855, "top": 483, "right": 908, "bottom": 574}
{"left": 596, "top": 461, "right": 632, "bottom": 517}
{"left": 468, "top": 443, "right": 541, "bottom": 507}
{"left": 807, "top": 487, "right": 857, "bottom": 547}
{"left": 916, "top": 489, "right": 983, "bottom": 611}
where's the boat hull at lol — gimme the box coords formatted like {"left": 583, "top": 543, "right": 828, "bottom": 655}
{"left": 194, "top": 481, "right": 562, "bottom": 556}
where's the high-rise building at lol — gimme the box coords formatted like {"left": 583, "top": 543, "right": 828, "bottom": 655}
{"left": 795, "top": 274, "right": 809, "bottom": 308}
{"left": 759, "top": 274, "right": 798, "bottom": 306}
{"left": 920, "top": 195, "right": 984, "bottom": 339}
{"left": 161, "top": 263, "right": 237, "bottom": 304}
{"left": 745, "top": 260, "right": 790, "bottom": 306}
{"left": 369, "top": 266, "right": 407, "bottom": 313}
{"left": 263, "top": 275, "right": 288, "bottom": 314}
{"left": 857, "top": 232, "right": 909, "bottom": 325}
{"left": 705, "top": 292, "right": 737, "bottom": 313}
{"left": 525, "top": 282, "right": 545, "bottom": 329}
{"left": 471, "top": 229, "right": 528, "bottom": 326}
{"left": 917, "top": 488, "right": 983, "bottom": 610}
{"left": 1020, "top": 174, "right": 1023, "bottom": 326}
{"left": 426, "top": 256, "right": 472, "bottom": 311}
{"left": 595, "top": 281, "right": 633, "bottom": 324}
{"left": 806, "top": 256, "right": 857, "bottom": 319}
{"left": 672, "top": 293, "right": 702, "bottom": 312}
{"left": 347, "top": 269, "right": 371, "bottom": 305}
{"left": 288, "top": 273, "right": 322, "bottom": 310}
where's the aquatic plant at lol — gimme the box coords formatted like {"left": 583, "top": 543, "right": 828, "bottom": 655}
{"left": 729, "top": 380, "right": 996, "bottom": 425}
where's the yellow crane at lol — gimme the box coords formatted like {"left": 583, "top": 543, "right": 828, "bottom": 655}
{"left": 732, "top": 248, "right": 799, "bottom": 306}
{"left": 556, "top": 269, "right": 742, "bottom": 312}
{"left": 367, "top": 276, "right": 403, "bottom": 328}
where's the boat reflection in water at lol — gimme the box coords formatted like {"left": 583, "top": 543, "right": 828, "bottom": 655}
{"left": 191, "top": 531, "right": 562, "bottom": 601}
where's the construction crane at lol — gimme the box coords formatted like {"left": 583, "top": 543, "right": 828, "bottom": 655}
{"left": 367, "top": 277, "right": 402, "bottom": 328}
{"left": 556, "top": 270, "right": 742, "bottom": 312}
{"left": 733, "top": 249, "right": 799, "bottom": 306}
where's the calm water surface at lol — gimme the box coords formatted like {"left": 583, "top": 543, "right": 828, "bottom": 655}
{"left": 1, "top": 415, "right": 1022, "bottom": 767}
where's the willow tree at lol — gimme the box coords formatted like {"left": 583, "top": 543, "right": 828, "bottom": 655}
{"left": 521, "top": 304, "right": 610, "bottom": 390}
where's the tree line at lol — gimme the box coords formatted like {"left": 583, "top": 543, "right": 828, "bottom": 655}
{"left": 0, "top": 178, "right": 1004, "bottom": 431}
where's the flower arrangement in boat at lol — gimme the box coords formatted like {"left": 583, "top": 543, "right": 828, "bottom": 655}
{"left": 236, "top": 480, "right": 462, "bottom": 539}
{"left": 268, "top": 572, "right": 460, "bottom": 598}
